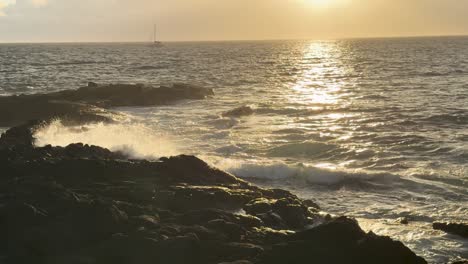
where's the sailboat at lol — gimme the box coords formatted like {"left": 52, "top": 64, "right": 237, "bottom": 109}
{"left": 152, "top": 24, "right": 163, "bottom": 47}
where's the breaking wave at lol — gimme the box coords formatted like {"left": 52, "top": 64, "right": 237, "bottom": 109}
{"left": 34, "top": 120, "right": 180, "bottom": 159}
{"left": 211, "top": 158, "right": 401, "bottom": 187}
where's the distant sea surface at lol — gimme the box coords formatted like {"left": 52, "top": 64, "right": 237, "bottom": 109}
{"left": 1, "top": 37, "right": 467, "bottom": 262}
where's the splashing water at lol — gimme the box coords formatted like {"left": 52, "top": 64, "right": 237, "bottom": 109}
{"left": 34, "top": 120, "right": 181, "bottom": 159}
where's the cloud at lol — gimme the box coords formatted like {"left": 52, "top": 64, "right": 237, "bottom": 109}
{"left": 0, "top": 0, "right": 16, "bottom": 16}
{"left": 0, "top": 0, "right": 47, "bottom": 16}
{"left": 30, "top": 0, "right": 47, "bottom": 7}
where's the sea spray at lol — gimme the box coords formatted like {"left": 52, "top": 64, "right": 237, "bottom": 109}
{"left": 34, "top": 120, "right": 181, "bottom": 159}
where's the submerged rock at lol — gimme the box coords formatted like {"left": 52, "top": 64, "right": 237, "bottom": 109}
{"left": 222, "top": 106, "right": 255, "bottom": 117}
{"left": 433, "top": 222, "right": 468, "bottom": 238}
{"left": 0, "top": 122, "right": 427, "bottom": 264}
{"left": 397, "top": 217, "right": 410, "bottom": 225}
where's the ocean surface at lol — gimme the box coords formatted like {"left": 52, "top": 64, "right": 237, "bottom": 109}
{"left": 1, "top": 37, "right": 467, "bottom": 263}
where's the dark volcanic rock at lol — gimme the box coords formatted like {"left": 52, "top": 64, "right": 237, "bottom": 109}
{"left": 222, "top": 106, "right": 255, "bottom": 117}
{"left": 258, "top": 217, "right": 427, "bottom": 264}
{"left": 0, "top": 98, "right": 113, "bottom": 127}
{"left": 433, "top": 222, "right": 468, "bottom": 238}
{"left": 244, "top": 197, "right": 311, "bottom": 229}
{"left": 0, "top": 83, "right": 214, "bottom": 126}
{"left": 450, "top": 260, "right": 468, "bottom": 264}
{"left": 0, "top": 120, "right": 42, "bottom": 147}
{"left": 66, "top": 82, "right": 214, "bottom": 108}
{"left": 0, "top": 122, "right": 427, "bottom": 264}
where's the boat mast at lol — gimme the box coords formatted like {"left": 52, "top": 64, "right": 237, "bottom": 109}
{"left": 153, "top": 24, "right": 157, "bottom": 43}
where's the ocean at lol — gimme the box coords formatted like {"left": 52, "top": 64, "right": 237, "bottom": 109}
{"left": 1, "top": 37, "right": 467, "bottom": 262}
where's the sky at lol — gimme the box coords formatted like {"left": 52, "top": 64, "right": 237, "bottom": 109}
{"left": 1, "top": 0, "right": 468, "bottom": 42}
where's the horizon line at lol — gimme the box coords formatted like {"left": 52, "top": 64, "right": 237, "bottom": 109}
{"left": 1, "top": 33, "right": 468, "bottom": 44}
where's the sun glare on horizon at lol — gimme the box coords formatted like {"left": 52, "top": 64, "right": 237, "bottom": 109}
{"left": 302, "top": 0, "right": 350, "bottom": 10}
{"left": 307, "top": 0, "right": 331, "bottom": 8}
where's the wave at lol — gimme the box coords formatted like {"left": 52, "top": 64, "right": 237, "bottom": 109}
{"left": 34, "top": 120, "right": 180, "bottom": 159}
{"left": 420, "top": 70, "right": 465, "bottom": 77}
{"left": 31, "top": 61, "right": 106, "bottom": 66}
{"left": 131, "top": 65, "right": 167, "bottom": 70}
{"left": 212, "top": 158, "right": 401, "bottom": 187}
{"left": 204, "top": 117, "right": 240, "bottom": 129}
{"left": 423, "top": 112, "right": 468, "bottom": 125}
{"left": 255, "top": 105, "right": 392, "bottom": 117}
{"left": 359, "top": 94, "right": 389, "bottom": 100}
{"left": 267, "top": 141, "right": 339, "bottom": 158}
{"left": 421, "top": 71, "right": 447, "bottom": 77}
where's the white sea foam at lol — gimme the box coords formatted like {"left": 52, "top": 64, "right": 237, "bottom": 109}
{"left": 34, "top": 120, "right": 180, "bottom": 159}
{"left": 209, "top": 157, "right": 400, "bottom": 186}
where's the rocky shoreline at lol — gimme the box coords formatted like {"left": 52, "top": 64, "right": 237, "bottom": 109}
{"left": 0, "top": 121, "right": 428, "bottom": 264}
{"left": 0, "top": 82, "right": 213, "bottom": 127}
{"left": 0, "top": 83, "right": 464, "bottom": 264}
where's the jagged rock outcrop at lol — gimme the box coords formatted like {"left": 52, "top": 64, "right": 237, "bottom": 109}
{"left": 0, "top": 123, "right": 427, "bottom": 264}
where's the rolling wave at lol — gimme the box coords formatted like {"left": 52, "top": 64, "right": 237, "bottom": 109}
{"left": 30, "top": 60, "right": 107, "bottom": 66}
{"left": 267, "top": 141, "right": 339, "bottom": 158}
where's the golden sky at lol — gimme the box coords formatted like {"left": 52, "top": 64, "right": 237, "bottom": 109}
{"left": 1, "top": 0, "right": 467, "bottom": 42}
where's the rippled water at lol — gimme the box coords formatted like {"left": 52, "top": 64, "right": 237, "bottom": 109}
{"left": 1, "top": 37, "right": 467, "bottom": 262}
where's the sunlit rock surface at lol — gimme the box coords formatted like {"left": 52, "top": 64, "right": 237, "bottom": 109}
{"left": 0, "top": 122, "right": 428, "bottom": 264}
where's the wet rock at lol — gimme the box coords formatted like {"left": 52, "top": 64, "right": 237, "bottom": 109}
{"left": 433, "top": 222, "right": 468, "bottom": 238}
{"left": 450, "top": 260, "right": 468, "bottom": 264}
{"left": 0, "top": 83, "right": 214, "bottom": 126}
{"left": 158, "top": 155, "right": 244, "bottom": 186}
{"left": 235, "top": 214, "right": 264, "bottom": 229}
{"left": 302, "top": 199, "right": 320, "bottom": 210}
{"left": 87, "top": 82, "right": 99, "bottom": 87}
{"left": 0, "top": 120, "right": 42, "bottom": 148}
{"left": 260, "top": 188, "right": 297, "bottom": 199}
{"left": 272, "top": 198, "right": 309, "bottom": 228}
{"left": 131, "top": 215, "right": 160, "bottom": 229}
{"left": 255, "top": 212, "right": 288, "bottom": 229}
{"left": 244, "top": 198, "right": 273, "bottom": 215}
{"left": 0, "top": 97, "right": 113, "bottom": 127}
{"left": 397, "top": 217, "right": 410, "bottom": 225}
{"left": 69, "top": 83, "right": 214, "bottom": 108}
{"left": 207, "top": 219, "right": 246, "bottom": 241}
{"left": 222, "top": 106, "right": 254, "bottom": 117}
{"left": 258, "top": 216, "right": 427, "bottom": 264}
{"left": 244, "top": 197, "right": 310, "bottom": 229}
{"left": 246, "top": 227, "right": 292, "bottom": 245}
{"left": 163, "top": 185, "right": 254, "bottom": 211}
